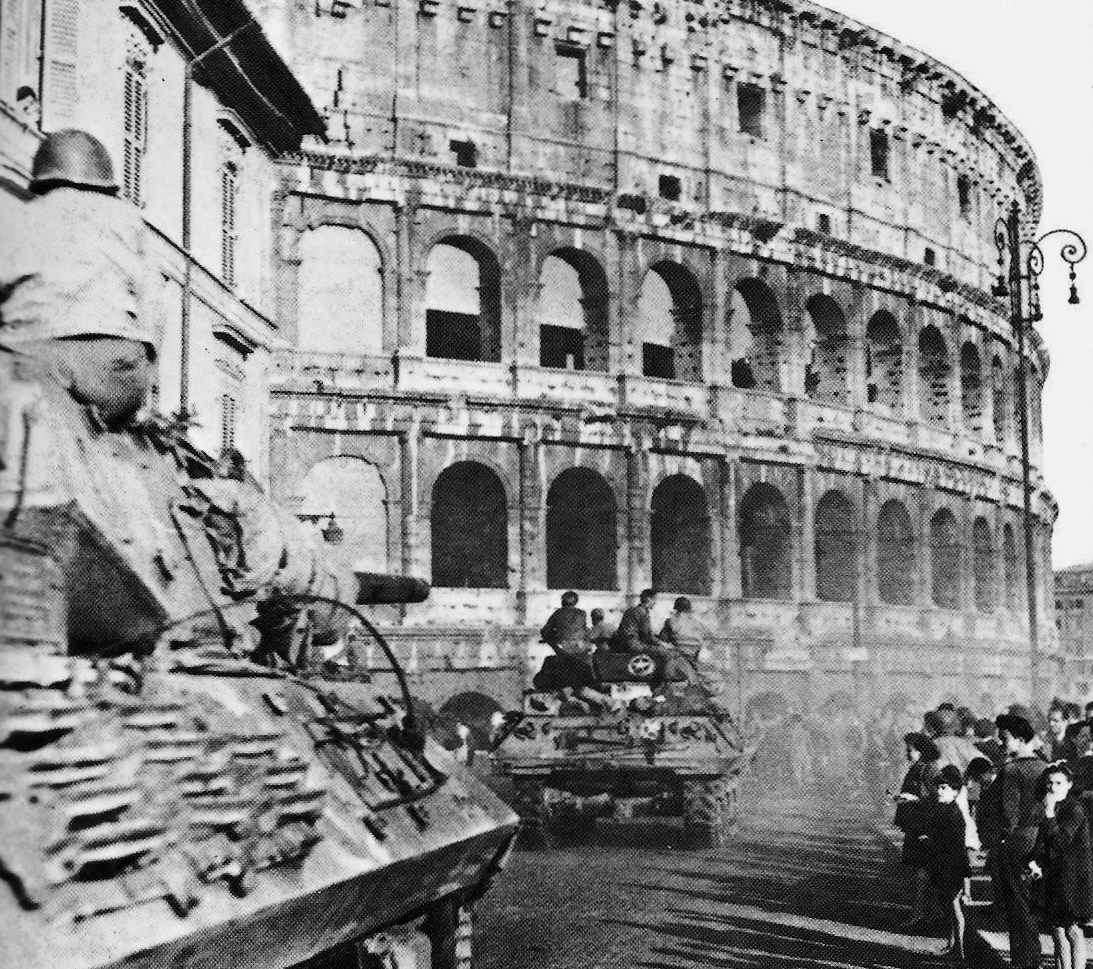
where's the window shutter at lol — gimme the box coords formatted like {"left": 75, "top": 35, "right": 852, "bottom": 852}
{"left": 41, "top": 0, "right": 79, "bottom": 130}
{"left": 220, "top": 394, "right": 237, "bottom": 454}
{"left": 220, "top": 163, "right": 238, "bottom": 288}
{"left": 0, "top": 0, "right": 22, "bottom": 103}
{"left": 122, "top": 58, "right": 147, "bottom": 204}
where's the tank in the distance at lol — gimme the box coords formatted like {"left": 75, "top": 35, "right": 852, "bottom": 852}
{"left": 491, "top": 646, "right": 751, "bottom": 847}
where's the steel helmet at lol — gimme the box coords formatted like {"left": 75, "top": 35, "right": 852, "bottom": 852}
{"left": 29, "top": 129, "right": 118, "bottom": 195}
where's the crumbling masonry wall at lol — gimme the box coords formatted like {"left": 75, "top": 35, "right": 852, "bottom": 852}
{"left": 261, "top": 0, "right": 1059, "bottom": 716}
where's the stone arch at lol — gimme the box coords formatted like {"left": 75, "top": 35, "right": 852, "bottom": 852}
{"left": 739, "top": 482, "right": 792, "bottom": 600}
{"left": 877, "top": 499, "right": 915, "bottom": 606}
{"left": 297, "top": 225, "right": 384, "bottom": 354}
{"left": 650, "top": 474, "right": 711, "bottom": 594}
{"left": 930, "top": 508, "right": 960, "bottom": 609}
{"left": 805, "top": 295, "right": 850, "bottom": 406}
{"left": 729, "top": 278, "right": 784, "bottom": 391}
{"left": 546, "top": 467, "right": 618, "bottom": 590}
{"left": 918, "top": 326, "right": 952, "bottom": 427}
{"left": 866, "top": 310, "right": 903, "bottom": 409}
{"left": 960, "top": 341, "right": 985, "bottom": 435}
{"left": 991, "top": 353, "right": 1009, "bottom": 444}
{"left": 814, "top": 490, "right": 857, "bottom": 602}
{"left": 425, "top": 236, "right": 502, "bottom": 362}
{"left": 297, "top": 455, "right": 388, "bottom": 572}
{"left": 1003, "top": 522, "right": 1021, "bottom": 611}
{"left": 635, "top": 261, "right": 703, "bottom": 381}
{"left": 438, "top": 691, "right": 504, "bottom": 750}
{"left": 431, "top": 461, "right": 508, "bottom": 588}
{"left": 536, "top": 248, "right": 610, "bottom": 372}
{"left": 973, "top": 516, "right": 995, "bottom": 612}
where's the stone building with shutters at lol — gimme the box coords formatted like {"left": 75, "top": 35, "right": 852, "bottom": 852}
{"left": 255, "top": 0, "right": 1062, "bottom": 724}
{"left": 0, "top": 0, "right": 323, "bottom": 475}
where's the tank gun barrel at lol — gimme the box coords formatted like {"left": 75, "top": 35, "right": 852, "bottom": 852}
{"left": 355, "top": 572, "right": 430, "bottom": 605}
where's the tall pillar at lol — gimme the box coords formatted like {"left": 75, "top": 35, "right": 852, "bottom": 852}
{"left": 904, "top": 302, "right": 921, "bottom": 422}
{"left": 705, "top": 248, "right": 728, "bottom": 387}
{"left": 614, "top": 230, "right": 642, "bottom": 378}
{"left": 719, "top": 458, "right": 743, "bottom": 598}
{"left": 399, "top": 428, "right": 427, "bottom": 580}
{"left": 402, "top": 206, "right": 428, "bottom": 356}
{"left": 509, "top": 217, "right": 538, "bottom": 368}
{"left": 798, "top": 465, "right": 815, "bottom": 601}
{"left": 625, "top": 441, "right": 650, "bottom": 596}
{"left": 782, "top": 268, "right": 809, "bottom": 398}
{"left": 960, "top": 495, "right": 975, "bottom": 612}
{"left": 862, "top": 477, "right": 879, "bottom": 606}
{"left": 515, "top": 433, "right": 541, "bottom": 623}
{"left": 845, "top": 282, "right": 869, "bottom": 410}
{"left": 918, "top": 487, "right": 934, "bottom": 609}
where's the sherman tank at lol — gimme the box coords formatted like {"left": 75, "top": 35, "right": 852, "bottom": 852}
{"left": 491, "top": 647, "right": 750, "bottom": 847}
{"left": 0, "top": 446, "right": 518, "bottom": 969}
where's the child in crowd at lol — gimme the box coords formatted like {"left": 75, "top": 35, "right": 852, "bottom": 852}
{"left": 894, "top": 732, "right": 943, "bottom": 927}
{"left": 921, "top": 765, "right": 971, "bottom": 962}
{"left": 1028, "top": 763, "right": 1093, "bottom": 969}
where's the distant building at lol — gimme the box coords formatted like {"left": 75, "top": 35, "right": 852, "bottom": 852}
{"left": 1056, "top": 564, "right": 1093, "bottom": 700}
{"left": 0, "top": 0, "right": 323, "bottom": 475}
{"left": 254, "top": 0, "right": 1060, "bottom": 717}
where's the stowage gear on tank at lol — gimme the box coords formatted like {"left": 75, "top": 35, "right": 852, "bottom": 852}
{"left": 0, "top": 640, "right": 517, "bottom": 969}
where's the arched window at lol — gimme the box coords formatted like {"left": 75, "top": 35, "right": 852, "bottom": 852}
{"left": 805, "top": 296, "right": 850, "bottom": 406}
{"left": 536, "top": 249, "right": 609, "bottom": 371}
{"left": 431, "top": 462, "right": 508, "bottom": 588}
{"left": 739, "top": 483, "right": 792, "bottom": 599}
{"left": 973, "top": 517, "right": 994, "bottom": 611}
{"left": 425, "top": 237, "right": 501, "bottom": 362}
{"left": 298, "top": 226, "right": 384, "bottom": 354}
{"left": 877, "top": 500, "right": 915, "bottom": 605}
{"left": 546, "top": 468, "right": 618, "bottom": 590}
{"left": 729, "top": 279, "right": 783, "bottom": 391}
{"left": 814, "top": 491, "right": 856, "bottom": 602}
{"left": 866, "top": 311, "right": 903, "bottom": 410}
{"left": 635, "top": 262, "right": 703, "bottom": 381}
{"left": 991, "top": 354, "right": 1008, "bottom": 444}
{"left": 650, "top": 475, "right": 711, "bottom": 594}
{"left": 930, "top": 508, "right": 960, "bottom": 608}
{"left": 960, "top": 341, "right": 985, "bottom": 435}
{"left": 297, "top": 456, "right": 388, "bottom": 572}
{"left": 918, "top": 326, "right": 952, "bottom": 427}
{"left": 1003, "top": 523, "right": 1020, "bottom": 611}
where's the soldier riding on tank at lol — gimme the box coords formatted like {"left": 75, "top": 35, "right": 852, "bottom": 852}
{"left": 0, "top": 131, "right": 517, "bottom": 969}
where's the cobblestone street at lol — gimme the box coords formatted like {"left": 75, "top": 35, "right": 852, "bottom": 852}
{"left": 476, "top": 791, "right": 992, "bottom": 969}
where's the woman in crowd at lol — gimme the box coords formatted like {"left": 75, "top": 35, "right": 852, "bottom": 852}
{"left": 894, "top": 732, "right": 944, "bottom": 927}
{"left": 1028, "top": 762, "right": 1093, "bottom": 969}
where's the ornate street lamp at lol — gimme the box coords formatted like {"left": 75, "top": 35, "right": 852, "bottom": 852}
{"left": 992, "top": 200, "right": 1087, "bottom": 703}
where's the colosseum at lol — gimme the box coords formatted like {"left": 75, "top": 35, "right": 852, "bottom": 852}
{"left": 255, "top": 0, "right": 1061, "bottom": 728}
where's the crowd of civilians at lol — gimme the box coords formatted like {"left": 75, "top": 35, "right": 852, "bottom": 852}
{"left": 887, "top": 700, "right": 1093, "bottom": 968}
{"left": 750, "top": 698, "right": 1093, "bottom": 966}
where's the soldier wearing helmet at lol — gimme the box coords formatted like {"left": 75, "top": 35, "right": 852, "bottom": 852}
{"left": 0, "top": 131, "right": 358, "bottom": 661}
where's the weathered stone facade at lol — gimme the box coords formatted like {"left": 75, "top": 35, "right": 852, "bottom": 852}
{"left": 260, "top": 0, "right": 1060, "bottom": 721}
{"left": 1055, "top": 564, "right": 1093, "bottom": 702}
